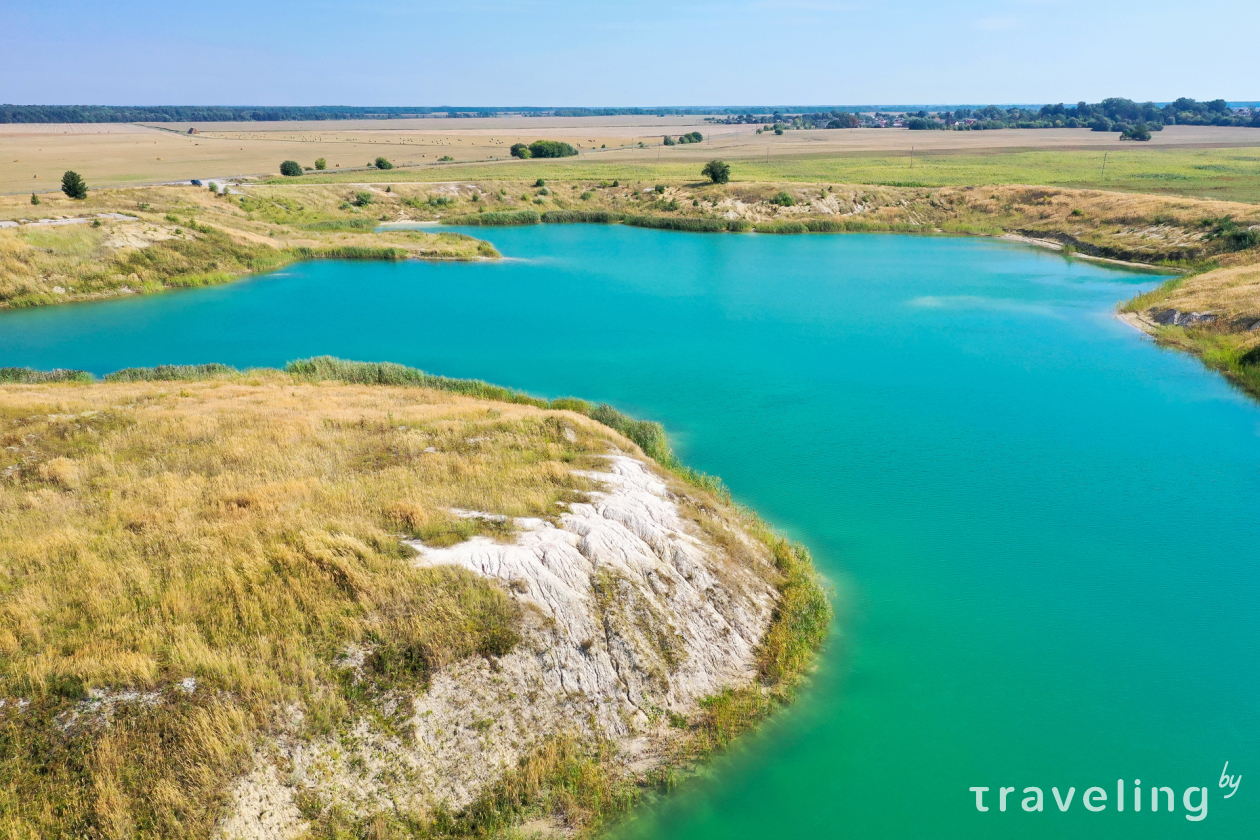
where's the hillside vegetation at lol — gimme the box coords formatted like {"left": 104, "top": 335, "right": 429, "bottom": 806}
{"left": 0, "top": 187, "right": 496, "bottom": 309}
{"left": 0, "top": 361, "right": 828, "bottom": 839}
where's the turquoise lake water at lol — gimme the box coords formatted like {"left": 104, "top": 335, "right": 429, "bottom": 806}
{"left": 2, "top": 226, "right": 1257, "bottom": 837}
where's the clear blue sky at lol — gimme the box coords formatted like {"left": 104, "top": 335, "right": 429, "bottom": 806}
{"left": 3, "top": 0, "right": 1256, "bottom": 106}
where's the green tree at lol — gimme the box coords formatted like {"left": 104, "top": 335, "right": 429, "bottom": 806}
{"left": 1120, "top": 124, "right": 1152, "bottom": 141}
{"left": 375, "top": 157, "right": 393, "bottom": 170}
{"left": 701, "top": 160, "right": 731, "bottom": 184}
{"left": 314, "top": 158, "right": 327, "bottom": 170}
{"left": 279, "top": 160, "right": 303, "bottom": 176}
{"left": 663, "top": 135, "right": 676, "bottom": 146}
{"left": 510, "top": 143, "right": 532, "bottom": 159}
{"left": 60, "top": 170, "right": 87, "bottom": 199}
{"left": 534, "top": 178, "right": 546, "bottom": 187}
{"left": 30, "top": 193, "right": 40, "bottom": 205}
{"left": 527, "top": 140, "right": 578, "bottom": 158}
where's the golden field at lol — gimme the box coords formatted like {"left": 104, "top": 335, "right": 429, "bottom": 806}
{"left": 5, "top": 117, "right": 1260, "bottom": 199}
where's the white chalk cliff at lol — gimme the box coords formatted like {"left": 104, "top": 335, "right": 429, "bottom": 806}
{"left": 218, "top": 455, "right": 778, "bottom": 840}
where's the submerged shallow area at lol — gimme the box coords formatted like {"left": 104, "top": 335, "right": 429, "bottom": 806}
{"left": 2, "top": 226, "right": 1257, "bottom": 838}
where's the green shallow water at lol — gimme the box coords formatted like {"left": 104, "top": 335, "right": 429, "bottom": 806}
{"left": 2, "top": 226, "right": 1257, "bottom": 837}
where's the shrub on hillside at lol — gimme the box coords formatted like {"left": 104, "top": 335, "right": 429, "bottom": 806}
{"left": 701, "top": 160, "right": 731, "bottom": 184}
{"left": 770, "top": 191, "right": 796, "bottom": 207}
{"left": 353, "top": 191, "right": 373, "bottom": 207}
{"left": 61, "top": 170, "right": 88, "bottom": 199}
{"left": 279, "top": 160, "right": 303, "bottom": 177}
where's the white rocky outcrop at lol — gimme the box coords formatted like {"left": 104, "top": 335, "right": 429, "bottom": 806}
{"left": 217, "top": 455, "right": 778, "bottom": 840}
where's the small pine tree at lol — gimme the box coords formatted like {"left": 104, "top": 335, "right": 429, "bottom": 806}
{"left": 30, "top": 193, "right": 40, "bottom": 205}
{"left": 61, "top": 170, "right": 87, "bottom": 199}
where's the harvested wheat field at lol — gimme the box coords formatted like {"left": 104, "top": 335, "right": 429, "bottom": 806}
{"left": 6, "top": 117, "right": 1260, "bottom": 198}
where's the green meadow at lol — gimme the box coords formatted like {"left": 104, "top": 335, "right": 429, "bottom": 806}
{"left": 271, "top": 146, "right": 1260, "bottom": 204}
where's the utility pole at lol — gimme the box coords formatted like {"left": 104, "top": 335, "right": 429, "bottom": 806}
{"left": 1101, "top": 152, "right": 1108, "bottom": 180}
{"left": 911, "top": 146, "right": 914, "bottom": 169}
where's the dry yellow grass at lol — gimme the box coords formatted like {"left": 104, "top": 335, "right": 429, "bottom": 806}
{"left": 0, "top": 375, "right": 633, "bottom": 838}
{"left": 1148, "top": 262, "right": 1260, "bottom": 319}
{"left": 0, "top": 368, "right": 829, "bottom": 839}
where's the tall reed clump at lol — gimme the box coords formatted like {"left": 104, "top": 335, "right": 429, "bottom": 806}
{"left": 299, "top": 218, "right": 379, "bottom": 231}
{"left": 624, "top": 216, "right": 750, "bottom": 233}
{"left": 104, "top": 363, "right": 237, "bottom": 382}
{"left": 754, "top": 218, "right": 932, "bottom": 234}
{"left": 540, "top": 210, "right": 624, "bottom": 224}
{"left": 285, "top": 357, "right": 549, "bottom": 408}
{"left": 0, "top": 367, "right": 92, "bottom": 384}
{"left": 289, "top": 246, "right": 409, "bottom": 261}
{"left": 444, "top": 210, "right": 540, "bottom": 226}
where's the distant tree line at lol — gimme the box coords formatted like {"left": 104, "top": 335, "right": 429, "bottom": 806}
{"left": 908, "top": 98, "right": 1260, "bottom": 132}
{"left": 1, "top": 104, "right": 871, "bottom": 123}
{"left": 7, "top": 99, "right": 1256, "bottom": 129}
{"left": 0, "top": 105, "right": 471, "bottom": 123}
{"left": 710, "top": 98, "right": 1260, "bottom": 134}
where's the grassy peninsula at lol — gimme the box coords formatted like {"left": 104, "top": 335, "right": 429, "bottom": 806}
{"left": 0, "top": 359, "right": 829, "bottom": 840}
{"left": 0, "top": 187, "right": 496, "bottom": 309}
